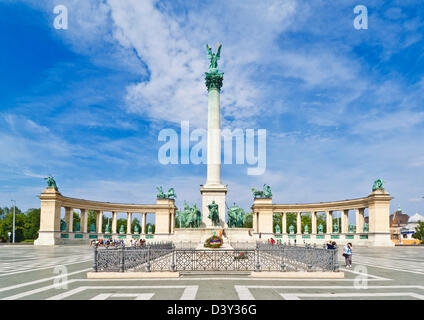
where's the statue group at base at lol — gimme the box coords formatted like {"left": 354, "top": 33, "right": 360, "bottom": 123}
{"left": 227, "top": 203, "right": 247, "bottom": 228}
{"left": 176, "top": 201, "right": 202, "bottom": 228}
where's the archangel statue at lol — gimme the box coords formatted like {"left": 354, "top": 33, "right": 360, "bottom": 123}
{"left": 206, "top": 43, "right": 222, "bottom": 73}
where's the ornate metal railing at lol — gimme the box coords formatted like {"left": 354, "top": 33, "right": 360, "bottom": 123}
{"left": 93, "top": 242, "right": 338, "bottom": 273}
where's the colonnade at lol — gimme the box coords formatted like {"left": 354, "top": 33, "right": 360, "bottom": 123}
{"left": 63, "top": 209, "right": 158, "bottom": 235}
{"left": 35, "top": 187, "right": 177, "bottom": 245}
{"left": 268, "top": 209, "right": 366, "bottom": 234}
{"left": 251, "top": 188, "right": 394, "bottom": 246}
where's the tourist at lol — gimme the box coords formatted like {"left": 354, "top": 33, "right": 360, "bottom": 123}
{"left": 326, "top": 241, "right": 336, "bottom": 249}
{"left": 342, "top": 243, "right": 353, "bottom": 268}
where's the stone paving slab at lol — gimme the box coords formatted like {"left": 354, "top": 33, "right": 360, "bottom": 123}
{"left": 0, "top": 245, "right": 423, "bottom": 300}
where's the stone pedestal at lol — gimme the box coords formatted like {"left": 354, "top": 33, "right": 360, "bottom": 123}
{"left": 200, "top": 186, "right": 227, "bottom": 228}
{"left": 34, "top": 187, "right": 62, "bottom": 246}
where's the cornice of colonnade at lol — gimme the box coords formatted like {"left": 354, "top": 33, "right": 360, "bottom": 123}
{"left": 38, "top": 187, "right": 177, "bottom": 212}
{"left": 251, "top": 189, "right": 392, "bottom": 212}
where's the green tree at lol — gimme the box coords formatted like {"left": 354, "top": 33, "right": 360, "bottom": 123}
{"left": 286, "top": 213, "right": 297, "bottom": 233}
{"left": 117, "top": 218, "right": 127, "bottom": 233}
{"left": 412, "top": 221, "right": 424, "bottom": 241}
{"left": 317, "top": 213, "right": 327, "bottom": 232}
{"left": 87, "top": 210, "right": 97, "bottom": 231}
{"left": 132, "top": 218, "right": 141, "bottom": 233}
{"left": 273, "top": 213, "right": 282, "bottom": 233}
{"left": 243, "top": 213, "right": 253, "bottom": 228}
{"left": 23, "top": 208, "right": 40, "bottom": 240}
{"left": 72, "top": 211, "right": 81, "bottom": 231}
{"left": 301, "top": 214, "right": 312, "bottom": 233}
{"left": 146, "top": 223, "right": 155, "bottom": 234}
{"left": 0, "top": 207, "right": 24, "bottom": 242}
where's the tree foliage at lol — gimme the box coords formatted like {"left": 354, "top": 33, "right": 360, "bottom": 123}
{"left": 412, "top": 221, "right": 424, "bottom": 241}
{"left": 0, "top": 207, "right": 40, "bottom": 242}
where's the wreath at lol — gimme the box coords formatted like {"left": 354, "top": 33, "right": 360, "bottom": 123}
{"left": 204, "top": 235, "right": 223, "bottom": 248}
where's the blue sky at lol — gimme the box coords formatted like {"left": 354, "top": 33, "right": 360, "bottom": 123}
{"left": 1, "top": 0, "right": 424, "bottom": 220}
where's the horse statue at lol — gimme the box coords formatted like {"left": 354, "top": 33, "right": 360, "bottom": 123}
{"left": 156, "top": 186, "right": 166, "bottom": 199}
{"left": 44, "top": 176, "right": 58, "bottom": 189}
{"left": 372, "top": 179, "right": 384, "bottom": 191}
{"left": 156, "top": 186, "right": 177, "bottom": 199}
{"left": 251, "top": 184, "right": 272, "bottom": 199}
{"left": 166, "top": 187, "right": 177, "bottom": 199}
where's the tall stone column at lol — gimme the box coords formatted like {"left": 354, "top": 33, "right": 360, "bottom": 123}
{"left": 111, "top": 211, "right": 117, "bottom": 234}
{"left": 326, "top": 211, "right": 333, "bottom": 233}
{"left": 342, "top": 209, "right": 349, "bottom": 233}
{"left": 311, "top": 211, "right": 317, "bottom": 234}
{"left": 80, "top": 209, "right": 88, "bottom": 233}
{"left": 65, "top": 207, "right": 74, "bottom": 232}
{"left": 355, "top": 208, "right": 365, "bottom": 233}
{"left": 200, "top": 47, "right": 227, "bottom": 228}
{"left": 282, "top": 212, "right": 287, "bottom": 234}
{"left": 127, "top": 212, "right": 132, "bottom": 234}
{"left": 296, "top": 212, "right": 302, "bottom": 234}
{"left": 96, "top": 211, "right": 103, "bottom": 233}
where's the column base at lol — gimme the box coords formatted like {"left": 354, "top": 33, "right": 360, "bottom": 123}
{"left": 34, "top": 231, "right": 61, "bottom": 246}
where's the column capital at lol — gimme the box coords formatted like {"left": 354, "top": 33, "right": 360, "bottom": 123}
{"left": 205, "top": 72, "right": 224, "bottom": 91}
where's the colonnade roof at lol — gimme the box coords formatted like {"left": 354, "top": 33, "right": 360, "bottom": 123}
{"left": 253, "top": 190, "right": 392, "bottom": 212}
{"left": 39, "top": 189, "right": 176, "bottom": 213}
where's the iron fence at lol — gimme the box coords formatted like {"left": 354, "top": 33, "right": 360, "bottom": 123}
{"left": 93, "top": 241, "right": 338, "bottom": 273}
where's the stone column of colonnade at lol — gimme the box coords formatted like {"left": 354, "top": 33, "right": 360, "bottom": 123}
{"left": 355, "top": 208, "right": 365, "bottom": 233}
{"left": 96, "top": 211, "right": 103, "bottom": 233}
{"left": 282, "top": 212, "right": 287, "bottom": 234}
{"left": 341, "top": 209, "right": 349, "bottom": 233}
{"left": 112, "top": 211, "right": 117, "bottom": 234}
{"left": 311, "top": 211, "right": 317, "bottom": 234}
{"left": 142, "top": 212, "right": 146, "bottom": 234}
{"left": 296, "top": 212, "right": 302, "bottom": 234}
{"left": 326, "top": 211, "right": 333, "bottom": 233}
{"left": 127, "top": 212, "right": 132, "bottom": 234}
{"left": 80, "top": 209, "right": 88, "bottom": 233}
{"left": 65, "top": 207, "right": 73, "bottom": 232}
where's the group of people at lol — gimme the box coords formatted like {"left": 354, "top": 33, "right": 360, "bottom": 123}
{"left": 326, "top": 241, "right": 353, "bottom": 268}
{"left": 90, "top": 239, "right": 147, "bottom": 248}
{"left": 268, "top": 238, "right": 283, "bottom": 245}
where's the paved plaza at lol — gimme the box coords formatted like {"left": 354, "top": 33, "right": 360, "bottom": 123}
{"left": 0, "top": 245, "right": 423, "bottom": 300}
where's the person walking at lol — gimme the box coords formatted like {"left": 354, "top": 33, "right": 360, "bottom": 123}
{"left": 343, "top": 242, "right": 353, "bottom": 268}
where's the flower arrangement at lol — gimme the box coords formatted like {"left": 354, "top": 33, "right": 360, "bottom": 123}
{"left": 204, "top": 234, "right": 223, "bottom": 248}
{"left": 234, "top": 252, "right": 248, "bottom": 260}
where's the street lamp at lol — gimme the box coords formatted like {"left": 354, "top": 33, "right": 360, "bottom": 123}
{"left": 11, "top": 200, "right": 16, "bottom": 243}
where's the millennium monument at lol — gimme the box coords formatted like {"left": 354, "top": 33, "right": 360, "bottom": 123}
{"left": 35, "top": 44, "right": 394, "bottom": 247}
